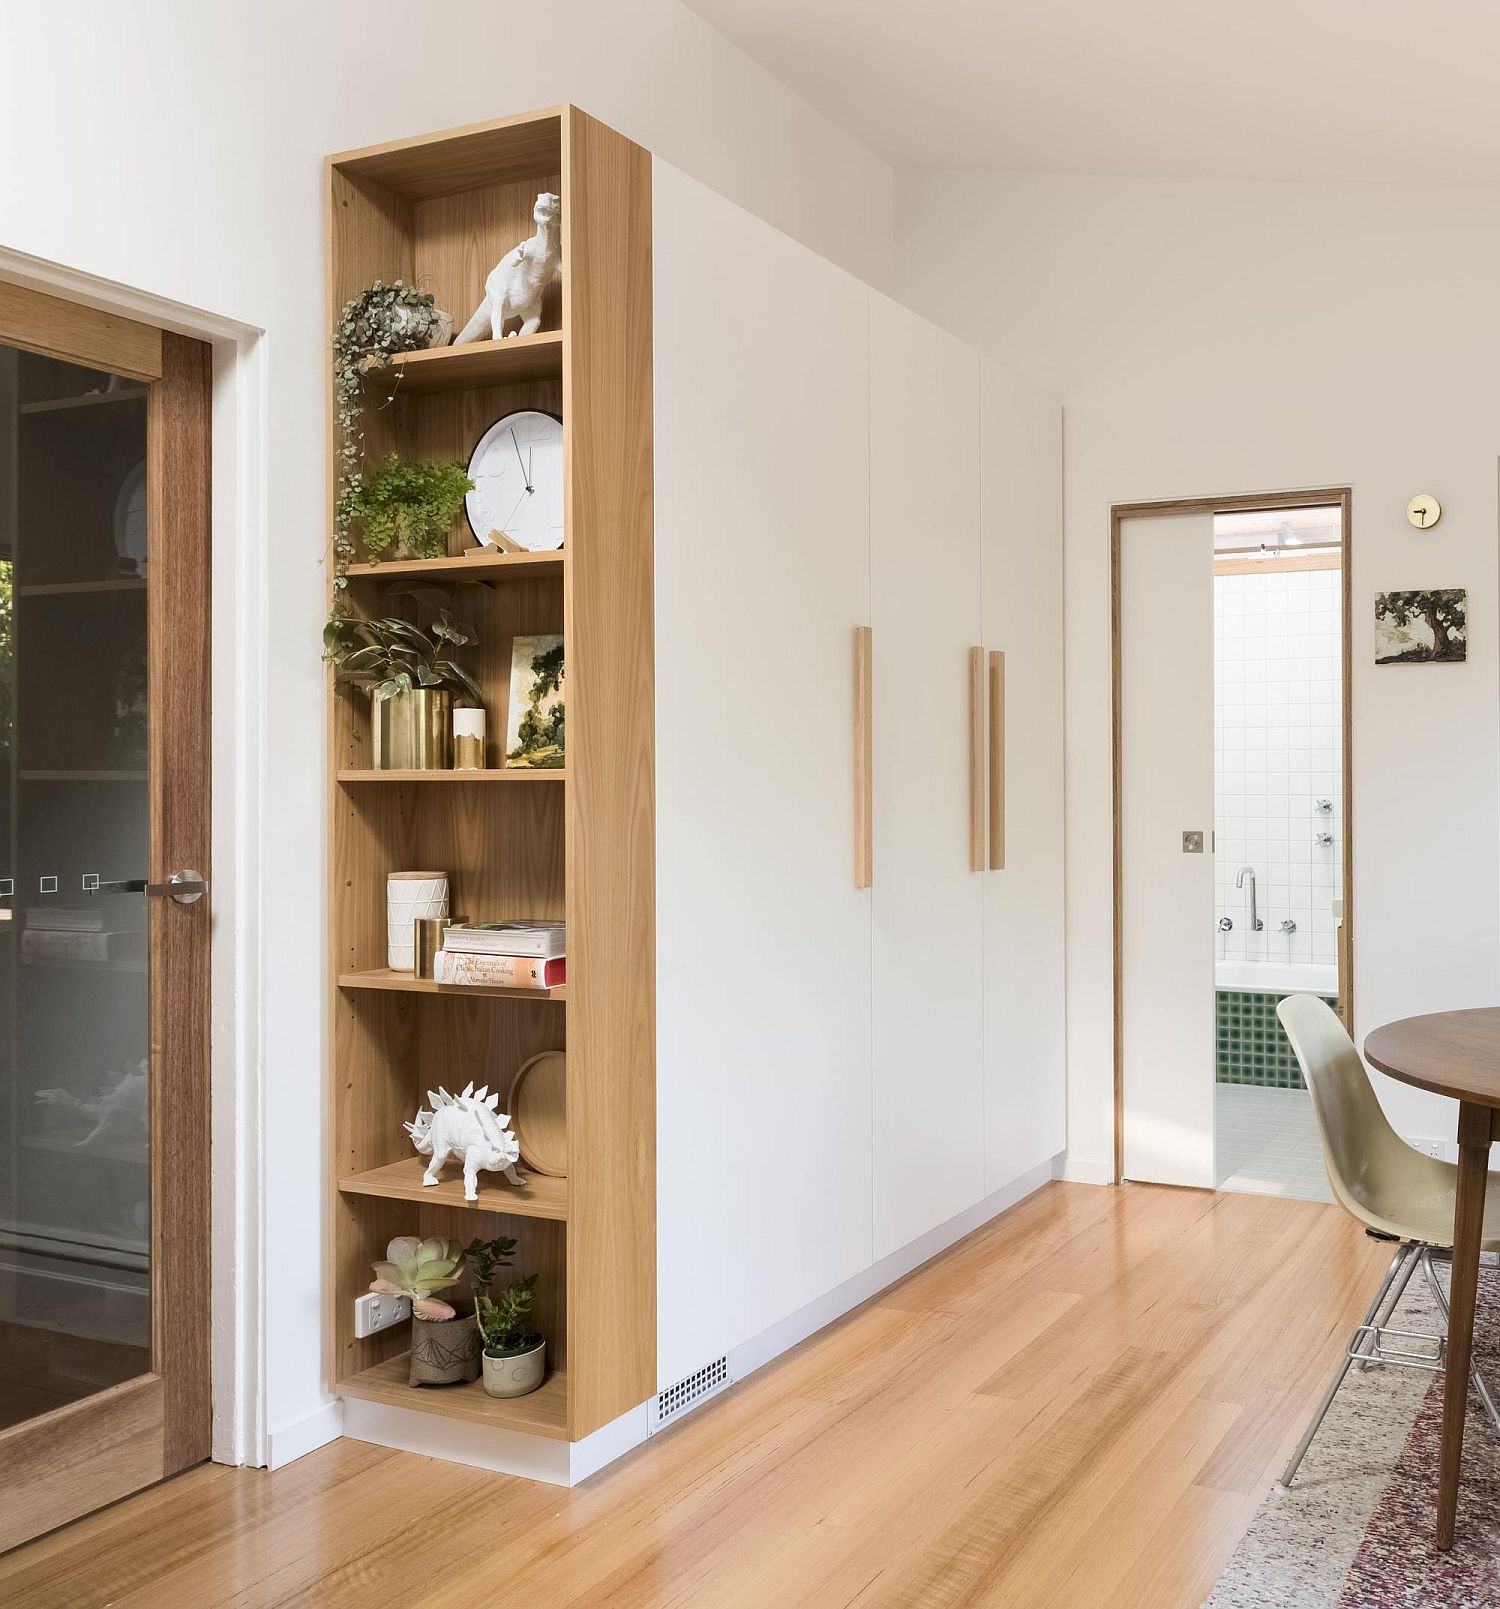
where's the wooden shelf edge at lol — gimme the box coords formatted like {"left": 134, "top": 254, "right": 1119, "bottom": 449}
{"left": 337, "top": 768, "right": 565, "bottom": 783}
{"left": 343, "top": 549, "right": 564, "bottom": 582}
{"left": 338, "top": 968, "right": 567, "bottom": 1003}
{"left": 371, "top": 331, "right": 563, "bottom": 393}
{"left": 338, "top": 1354, "right": 570, "bottom": 1440}
{"left": 339, "top": 1156, "right": 568, "bottom": 1222}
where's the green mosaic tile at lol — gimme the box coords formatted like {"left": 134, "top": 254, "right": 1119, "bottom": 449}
{"left": 1215, "top": 990, "right": 1339, "bottom": 1088}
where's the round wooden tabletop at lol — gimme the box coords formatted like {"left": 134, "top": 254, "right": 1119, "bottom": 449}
{"left": 1365, "top": 1007, "right": 1500, "bottom": 1107}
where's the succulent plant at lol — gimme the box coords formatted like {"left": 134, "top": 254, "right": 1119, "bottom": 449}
{"left": 370, "top": 1235, "right": 464, "bottom": 1321}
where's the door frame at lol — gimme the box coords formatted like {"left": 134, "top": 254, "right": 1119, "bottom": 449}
{"left": 1110, "top": 487, "right": 1354, "bottom": 1184}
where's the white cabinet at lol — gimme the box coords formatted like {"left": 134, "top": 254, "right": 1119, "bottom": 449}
{"left": 979, "top": 361, "right": 1067, "bottom": 1189}
{"left": 653, "top": 161, "right": 875, "bottom": 1385}
{"left": 869, "top": 294, "right": 986, "bottom": 1258}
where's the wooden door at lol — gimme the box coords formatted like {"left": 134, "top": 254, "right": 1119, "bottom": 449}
{"left": 978, "top": 360, "right": 1067, "bottom": 1190}
{"left": 869, "top": 294, "right": 985, "bottom": 1258}
{"left": 0, "top": 284, "right": 211, "bottom": 1551}
{"left": 652, "top": 162, "right": 874, "bottom": 1383}
{"left": 1118, "top": 513, "right": 1216, "bottom": 1187}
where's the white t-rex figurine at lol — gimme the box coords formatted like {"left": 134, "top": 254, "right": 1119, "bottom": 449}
{"left": 406, "top": 1082, "right": 525, "bottom": 1201}
{"left": 453, "top": 192, "right": 561, "bottom": 343}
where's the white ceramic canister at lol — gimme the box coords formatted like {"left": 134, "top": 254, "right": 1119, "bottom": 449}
{"left": 387, "top": 871, "right": 449, "bottom": 971}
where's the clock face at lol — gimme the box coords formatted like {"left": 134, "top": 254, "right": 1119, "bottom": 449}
{"left": 465, "top": 410, "right": 564, "bottom": 552}
{"left": 1407, "top": 494, "right": 1441, "bottom": 530}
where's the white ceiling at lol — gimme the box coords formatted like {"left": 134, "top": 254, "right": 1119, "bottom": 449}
{"left": 682, "top": 0, "right": 1500, "bottom": 183}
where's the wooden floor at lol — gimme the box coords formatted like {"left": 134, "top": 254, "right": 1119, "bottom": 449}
{"left": 0, "top": 1182, "right": 1387, "bottom": 1608}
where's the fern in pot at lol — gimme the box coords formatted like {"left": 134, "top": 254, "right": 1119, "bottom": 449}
{"left": 476, "top": 1272, "right": 544, "bottom": 1398}
{"left": 325, "top": 603, "right": 482, "bottom": 771}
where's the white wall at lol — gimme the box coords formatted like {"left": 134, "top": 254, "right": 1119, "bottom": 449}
{"left": 1215, "top": 566, "right": 1343, "bottom": 970}
{"left": 893, "top": 171, "right": 1500, "bottom": 1172}
{"left": 1, "top": 0, "right": 894, "bottom": 1463}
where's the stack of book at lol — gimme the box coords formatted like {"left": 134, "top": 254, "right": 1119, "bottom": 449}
{"left": 435, "top": 920, "right": 566, "bottom": 990}
{"left": 22, "top": 904, "right": 145, "bottom": 965}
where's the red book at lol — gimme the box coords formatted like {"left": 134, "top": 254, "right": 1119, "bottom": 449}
{"left": 433, "top": 950, "right": 566, "bottom": 990}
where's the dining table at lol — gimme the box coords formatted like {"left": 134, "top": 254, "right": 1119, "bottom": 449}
{"left": 1364, "top": 1007, "right": 1500, "bottom": 1551}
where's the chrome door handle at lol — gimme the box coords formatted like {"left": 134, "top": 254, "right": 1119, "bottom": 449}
{"left": 84, "top": 868, "right": 207, "bottom": 905}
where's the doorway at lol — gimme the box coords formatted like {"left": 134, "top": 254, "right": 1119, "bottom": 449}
{"left": 1112, "top": 490, "right": 1354, "bottom": 1189}
{"left": 0, "top": 283, "right": 212, "bottom": 1549}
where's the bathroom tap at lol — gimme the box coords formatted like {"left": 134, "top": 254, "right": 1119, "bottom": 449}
{"left": 1218, "top": 916, "right": 1233, "bottom": 932}
{"left": 1314, "top": 831, "right": 1333, "bottom": 847}
{"left": 1314, "top": 798, "right": 1333, "bottom": 815}
{"left": 1236, "top": 866, "right": 1263, "bottom": 931}
{"left": 1280, "top": 919, "right": 1297, "bottom": 935}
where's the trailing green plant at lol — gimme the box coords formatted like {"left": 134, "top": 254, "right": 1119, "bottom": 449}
{"left": 475, "top": 1273, "right": 541, "bottom": 1357}
{"left": 462, "top": 1234, "right": 517, "bottom": 1292}
{"left": 369, "top": 1235, "right": 464, "bottom": 1321}
{"left": 331, "top": 280, "right": 446, "bottom": 608}
{"left": 324, "top": 607, "right": 483, "bottom": 706}
{"left": 348, "top": 454, "right": 473, "bottom": 563}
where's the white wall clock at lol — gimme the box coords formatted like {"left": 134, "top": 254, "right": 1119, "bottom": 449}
{"left": 1406, "top": 494, "right": 1441, "bottom": 530}
{"left": 465, "top": 409, "right": 564, "bottom": 552}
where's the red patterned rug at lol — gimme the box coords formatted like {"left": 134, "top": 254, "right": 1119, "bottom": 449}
{"left": 1207, "top": 1261, "right": 1500, "bottom": 1608}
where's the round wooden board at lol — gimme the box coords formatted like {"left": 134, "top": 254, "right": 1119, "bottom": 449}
{"left": 509, "top": 1049, "right": 567, "bottom": 1176}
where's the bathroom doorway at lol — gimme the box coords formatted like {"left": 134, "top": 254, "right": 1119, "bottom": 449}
{"left": 1112, "top": 490, "right": 1353, "bottom": 1190}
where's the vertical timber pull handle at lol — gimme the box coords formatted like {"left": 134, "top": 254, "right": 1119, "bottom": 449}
{"left": 969, "top": 647, "right": 986, "bottom": 872}
{"left": 854, "top": 626, "right": 873, "bottom": 889}
{"left": 989, "top": 650, "right": 1006, "bottom": 871}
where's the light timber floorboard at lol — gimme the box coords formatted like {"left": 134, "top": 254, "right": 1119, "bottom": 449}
{"left": 0, "top": 1183, "right": 1387, "bottom": 1607}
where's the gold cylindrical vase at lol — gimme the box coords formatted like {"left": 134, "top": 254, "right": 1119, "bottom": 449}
{"left": 372, "top": 688, "right": 451, "bottom": 770}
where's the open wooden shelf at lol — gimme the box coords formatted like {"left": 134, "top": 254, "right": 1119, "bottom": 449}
{"left": 18, "top": 770, "right": 146, "bottom": 783}
{"left": 338, "top": 1354, "right": 570, "bottom": 1439}
{"left": 337, "top": 768, "right": 564, "bottom": 784}
{"left": 343, "top": 549, "right": 564, "bottom": 583}
{"left": 371, "top": 332, "right": 562, "bottom": 394}
{"left": 19, "top": 388, "right": 146, "bottom": 416}
{"left": 17, "top": 578, "right": 147, "bottom": 597}
{"left": 338, "top": 967, "right": 567, "bottom": 1003}
{"left": 339, "top": 1156, "right": 568, "bottom": 1221}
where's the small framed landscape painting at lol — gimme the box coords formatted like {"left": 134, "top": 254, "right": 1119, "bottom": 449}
{"left": 1374, "top": 589, "right": 1467, "bottom": 664}
{"left": 504, "top": 634, "right": 565, "bottom": 768}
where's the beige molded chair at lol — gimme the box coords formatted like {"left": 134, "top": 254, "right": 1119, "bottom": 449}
{"left": 1276, "top": 993, "right": 1500, "bottom": 1489}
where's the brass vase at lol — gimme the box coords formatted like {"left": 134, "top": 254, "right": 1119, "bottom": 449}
{"left": 372, "top": 688, "right": 451, "bottom": 770}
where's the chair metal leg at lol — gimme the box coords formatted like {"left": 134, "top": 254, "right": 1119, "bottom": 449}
{"left": 1356, "top": 1241, "right": 1421, "bottom": 1369}
{"left": 1420, "top": 1248, "right": 1500, "bottom": 1434}
{"left": 1278, "top": 1244, "right": 1417, "bottom": 1491}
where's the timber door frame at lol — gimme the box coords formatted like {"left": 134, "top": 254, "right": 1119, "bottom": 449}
{"left": 0, "top": 283, "right": 212, "bottom": 1550}
{"left": 1110, "top": 488, "right": 1354, "bottom": 1184}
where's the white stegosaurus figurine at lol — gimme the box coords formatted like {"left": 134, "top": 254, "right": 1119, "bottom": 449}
{"left": 405, "top": 1082, "right": 525, "bottom": 1202}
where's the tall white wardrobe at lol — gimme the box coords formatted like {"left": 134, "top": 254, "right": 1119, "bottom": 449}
{"left": 652, "top": 161, "right": 1066, "bottom": 1393}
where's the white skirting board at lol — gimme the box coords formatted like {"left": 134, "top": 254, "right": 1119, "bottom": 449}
{"left": 338, "top": 1157, "right": 1057, "bottom": 1485}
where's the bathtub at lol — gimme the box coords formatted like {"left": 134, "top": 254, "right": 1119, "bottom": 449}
{"left": 1216, "top": 959, "right": 1338, "bottom": 996}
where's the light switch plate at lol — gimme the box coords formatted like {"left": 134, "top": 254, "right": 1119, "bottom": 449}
{"left": 1182, "top": 831, "right": 1204, "bottom": 853}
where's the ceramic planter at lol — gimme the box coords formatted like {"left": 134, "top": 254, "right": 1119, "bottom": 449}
{"left": 386, "top": 871, "right": 449, "bottom": 972}
{"left": 372, "top": 687, "right": 452, "bottom": 770}
{"left": 408, "top": 1311, "right": 480, "bottom": 1386}
{"left": 481, "top": 1338, "right": 546, "bottom": 1398}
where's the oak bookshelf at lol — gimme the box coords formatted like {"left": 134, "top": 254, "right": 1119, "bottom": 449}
{"left": 326, "top": 106, "right": 654, "bottom": 1446}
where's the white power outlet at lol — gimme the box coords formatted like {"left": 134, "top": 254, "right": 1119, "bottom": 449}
{"left": 354, "top": 1291, "right": 411, "bottom": 1338}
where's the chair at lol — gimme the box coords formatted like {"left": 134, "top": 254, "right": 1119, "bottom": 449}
{"left": 1275, "top": 993, "right": 1500, "bottom": 1489}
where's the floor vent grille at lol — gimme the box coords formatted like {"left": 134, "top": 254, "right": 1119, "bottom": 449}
{"left": 651, "top": 1355, "right": 730, "bottom": 1431}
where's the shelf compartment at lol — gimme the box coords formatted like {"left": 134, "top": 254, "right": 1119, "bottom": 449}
{"left": 340, "top": 1155, "right": 567, "bottom": 1221}
{"left": 332, "top": 108, "right": 563, "bottom": 202}
{"left": 17, "top": 578, "right": 147, "bottom": 597}
{"left": 337, "top": 768, "right": 565, "bottom": 784}
{"left": 369, "top": 332, "right": 562, "bottom": 394}
{"left": 338, "top": 967, "right": 567, "bottom": 1003}
{"left": 343, "top": 550, "right": 564, "bottom": 584}
{"left": 338, "top": 1354, "right": 569, "bottom": 1439}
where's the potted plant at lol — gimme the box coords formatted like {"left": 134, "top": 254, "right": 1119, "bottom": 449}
{"left": 476, "top": 1273, "right": 545, "bottom": 1398}
{"left": 369, "top": 1235, "right": 480, "bottom": 1386}
{"left": 346, "top": 454, "right": 473, "bottom": 564}
{"left": 325, "top": 603, "right": 483, "bottom": 770}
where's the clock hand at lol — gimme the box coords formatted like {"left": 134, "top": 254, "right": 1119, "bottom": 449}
{"left": 511, "top": 428, "right": 530, "bottom": 491}
{"left": 527, "top": 444, "right": 533, "bottom": 492}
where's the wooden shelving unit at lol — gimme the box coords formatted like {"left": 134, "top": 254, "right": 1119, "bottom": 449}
{"left": 326, "top": 106, "right": 655, "bottom": 1450}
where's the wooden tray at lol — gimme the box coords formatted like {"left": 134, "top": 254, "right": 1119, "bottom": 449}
{"left": 509, "top": 1049, "right": 567, "bottom": 1177}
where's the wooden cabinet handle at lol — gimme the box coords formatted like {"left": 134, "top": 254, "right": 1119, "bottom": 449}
{"left": 854, "top": 626, "right": 873, "bottom": 889}
{"left": 969, "top": 647, "right": 985, "bottom": 873}
{"left": 988, "top": 651, "right": 1006, "bottom": 871}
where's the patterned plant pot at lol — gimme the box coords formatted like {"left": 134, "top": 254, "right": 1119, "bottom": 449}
{"left": 409, "top": 1312, "right": 480, "bottom": 1386}
{"left": 481, "top": 1338, "right": 546, "bottom": 1398}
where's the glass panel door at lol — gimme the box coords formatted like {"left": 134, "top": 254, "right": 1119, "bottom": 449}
{"left": 0, "top": 343, "right": 150, "bottom": 1432}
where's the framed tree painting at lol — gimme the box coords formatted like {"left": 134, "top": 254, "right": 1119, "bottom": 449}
{"left": 1374, "top": 590, "right": 1467, "bottom": 664}
{"left": 503, "top": 634, "right": 565, "bottom": 768}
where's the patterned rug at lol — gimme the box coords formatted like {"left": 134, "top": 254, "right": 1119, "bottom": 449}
{"left": 1206, "top": 1258, "right": 1500, "bottom": 1608}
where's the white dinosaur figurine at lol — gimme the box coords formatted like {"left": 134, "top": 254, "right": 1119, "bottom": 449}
{"left": 34, "top": 1061, "right": 148, "bottom": 1148}
{"left": 405, "top": 1082, "right": 525, "bottom": 1201}
{"left": 453, "top": 192, "right": 561, "bottom": 343}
